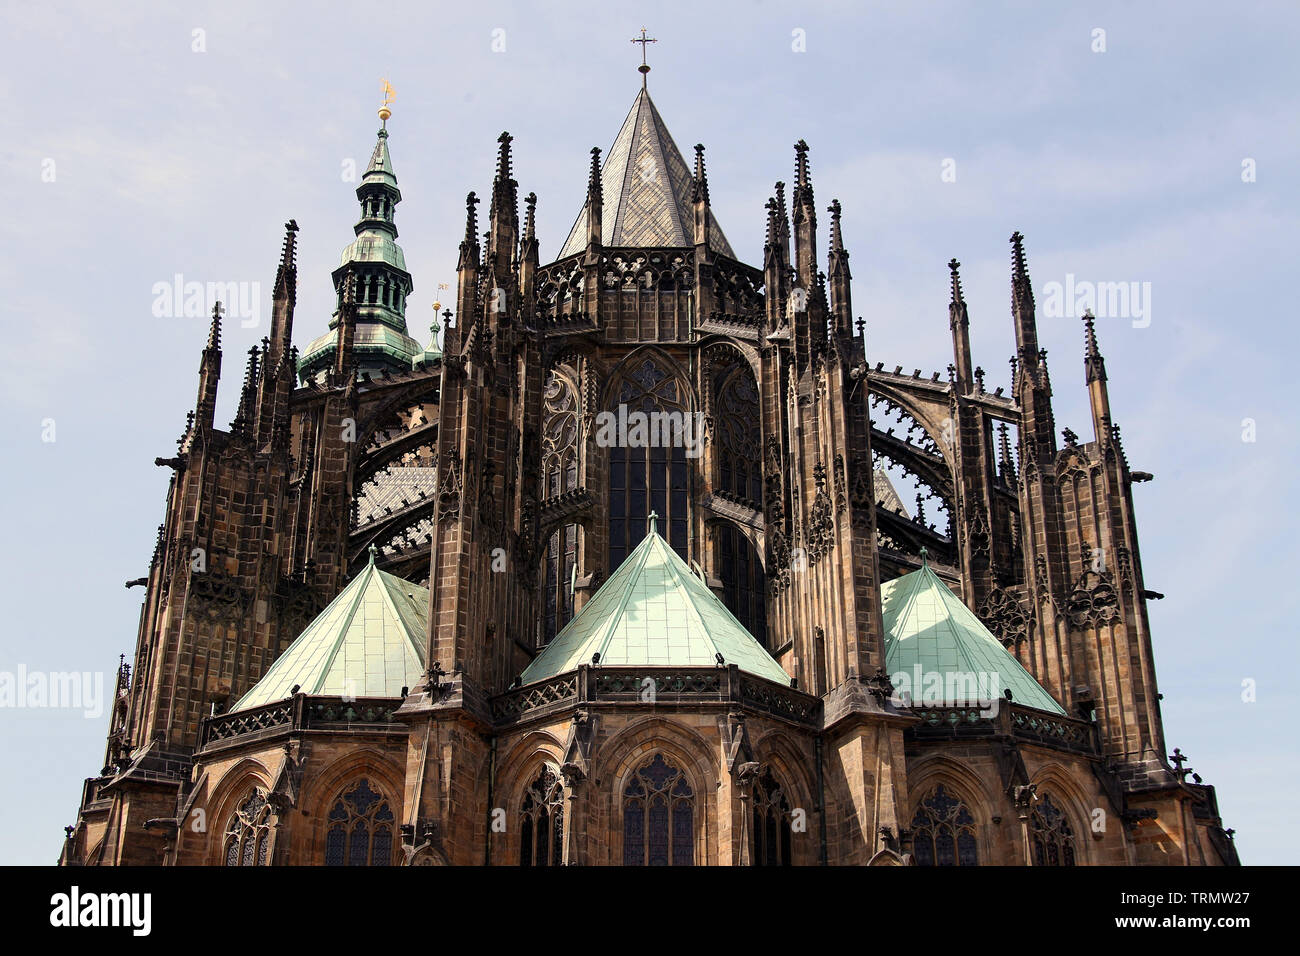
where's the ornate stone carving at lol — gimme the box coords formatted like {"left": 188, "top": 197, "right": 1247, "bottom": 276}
{"left": 1066, "top": 569, "right": 1120, "bottom": 628}
{"left": 978, "top": 586, "right": 1030, "bottom": 648}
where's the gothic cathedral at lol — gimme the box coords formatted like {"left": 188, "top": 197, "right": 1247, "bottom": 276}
{"left": 60, "top": 66, "right": 1237, "bottom": 867}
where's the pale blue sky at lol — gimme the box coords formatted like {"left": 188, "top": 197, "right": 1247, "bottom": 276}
{"left": 1, "top": 1, "right": 1296, "bottom": 864}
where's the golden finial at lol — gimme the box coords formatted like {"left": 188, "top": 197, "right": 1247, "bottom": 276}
{"left": 431, "top": 299, "right": 442, "bottom": 313}
{"left": 378, "top": 77, "right": 396, "bottom": 125}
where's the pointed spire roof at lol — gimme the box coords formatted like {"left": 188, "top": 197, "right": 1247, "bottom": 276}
{"left": 232, "top": 552, "right": 428, "bottom": 711}
{"left": 880, "top": 560, "right": 1065, "bottom": 715}
{"left": 558, "top": 89, "right": 736, "bottom": 260}
{"left": 363, "top": 127, "right": 398, "bottom": 188}
{"left": 520, "top": 526, "right": 787, "bottom": 686}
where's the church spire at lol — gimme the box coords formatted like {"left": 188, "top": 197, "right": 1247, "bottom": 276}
{"left": 269, "top": 219, "right": 298, "bottom": 367}
{"left": 792, "top": 140, "right": 818, "bottom": 290}
{"left": 1083, "top": 309, "right": 1112, "bottom": 441}
{"left": 826, "top": 199, "right": 852, "bottom": 333}
{"left": 194, "top": 302, "right": 223, "bottom": 431}
{"left": 585, "top": 147, "right": 603, "bottom": 250}
{"left": 1011, "top": 230, "right": 1039, "bottom": 364}
{"left": 948, "top": 257, "right": 973, "bottom": 389}
{"left": 297, "top": 98, "right": 420, "bottom": 383}
{"left": 488, "top": 132, "right": 519, "bottom": 277}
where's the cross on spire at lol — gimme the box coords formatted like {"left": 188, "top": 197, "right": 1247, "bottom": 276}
{"left": 631, "top": 27, "right": 656, "bottom": 88}
{"left": 647, "top": 510, "right": 659, "bottom": 534}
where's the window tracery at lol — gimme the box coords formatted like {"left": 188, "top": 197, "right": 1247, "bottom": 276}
{"left": 323, "top": 778, "right": 396, "bottom": 866}
{"left": 910, "top": 784, "right": 979, "bottom": 866}
{"left": 223, "top": 788, "right": 271, "bottom": 866}
{"left": 623, "top": 753, "right": 694, "bottom": 866}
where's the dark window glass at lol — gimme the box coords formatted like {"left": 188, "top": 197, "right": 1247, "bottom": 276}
{"left": 323, "top": 778, "right": 396, "bottom": 866}
{"left": 717, "top": 524, "right": 768, "bottom": 645}
{"left": 751, "top": 768, "right": 793, "bottom": 866}
{"left": 519, "top": 766, "right": 566, "bottom": 867}
{"left": 909, "top": 785, "right": 979, "bottom": 867}
{"left": 1030, "top": 794, "right": 1077, "bottom": 867}
{"left": 622, "top": 754, "right": 694, "bottom": 866}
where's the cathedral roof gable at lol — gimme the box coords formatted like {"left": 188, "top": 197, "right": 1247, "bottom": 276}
{"left": 557, "top": 89, "right": 735, "bottom": 260}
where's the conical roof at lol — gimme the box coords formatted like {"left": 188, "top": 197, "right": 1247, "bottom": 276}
{"left": 880, "top": 560, "right": 1065, "bottom": 714}
{"left": 520, "top": 525, "right": 787, "bottom": 686}
{"left": 232, "top": 552, "right": 427, "bottom": 711}
{"left": 557, "top": 89, "right": 735, "bottom": 259}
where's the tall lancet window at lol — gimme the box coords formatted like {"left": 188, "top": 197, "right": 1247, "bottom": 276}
{"left": 541, "top": 369, "right": 581, "bottom": 643}
{"left": 623, "top": 753, "right": 695, "bottom": 866}
{"left": 1030, "top": 793, "right": 1077, "bottom": 866}
{"left": 717, "top": 524, "right": 767, "bottom": 644}
{"left": 608, "top": 358, "right": 690, "bottom": 572}
{"left": 519, "top": 766, "right": 566, "bottom": 867}
{"left": 751, "top": 768, "right": 793, "bottom": 866}
{"left": 223, "top": 789, "right": 271, "bottom": 866}
{"left": 714, "top": 364, "right": 762, "bottom": 505}
{"left": 910, "top": 784, "right": 979, "bottom": 866}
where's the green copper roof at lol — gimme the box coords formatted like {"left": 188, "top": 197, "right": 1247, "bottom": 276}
{"left": 233, "top": 552, "right": 427, "bottom": 711}
{"left": 520, "top": 524, "right": 787, "bottom": 686}
{"left": 880, "top": 560, "right": 1065, "bottom": 715}
{"left": 363, "top": 128, "right": 398, "bottom": 188}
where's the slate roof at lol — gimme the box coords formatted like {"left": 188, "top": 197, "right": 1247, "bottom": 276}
{"left": 557, "top": 88, "right": 735, "bottom": 260}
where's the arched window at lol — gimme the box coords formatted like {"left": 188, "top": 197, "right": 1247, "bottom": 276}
{"left": 519, "top": 766, "right": 565, "bottom": 867}
{"left": 323, "top": 778, "right": 396, "bottom": 866}
{"left": 1031, "top": 793, "right": 1077, "bottom": 866}
{"left": 714, "top": 364, "right": 762, "bottom": 505}
{"left": 623, "top": 753, "right": 694, "bottom": 866}
{"left": 751, "top": 768, "right": 793, "bottom": 866}
{"left": 541, "top": 369, "right": 582, "bottom": 643}
{"left": 910, "top": 784, "right": 979, "bottom": 866}
{"left": 608, "top": 359, "right": 690, "bottom": 572}
{"left": 717, "top": 523, "right": 767, "bottom": 644}
{"left": 223, "top": 789, "right": 271, "bottom": 866}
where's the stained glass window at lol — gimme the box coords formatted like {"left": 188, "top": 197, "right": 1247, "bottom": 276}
{"left": 1031, "top": 793, "right": 1077, "bottom": 866}
{"left": 222, "top": 789, "right": 271, "bottom": 866}
{"left": 609, "top": 359, "right": 690, "bottom": 571}
{"left": 519, "top": 766, "right": 566, "bottom": 867}
{"left": 623, "top": 754, "right": 694, "bottom": 866}
{"left": 541, "top": 370, "right": 582, "bottom": 643}
{"left": 751, "top": 768, "right": 793, "bottom": 866}
{"left": 910, "top": 784, "right": 979, "bottom": 866}
{"left": 718, "top": 523, "right": 767, "bottom": 645}
{"left": 714, "top": 364, "right": 762, "bottom": 505}
{"left": 323, "top": 778, "right": 396, "bottom": 866}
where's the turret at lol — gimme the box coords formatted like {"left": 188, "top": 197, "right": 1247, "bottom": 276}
{"left": 826, "top": 200, "right": 852, "bottom": 336}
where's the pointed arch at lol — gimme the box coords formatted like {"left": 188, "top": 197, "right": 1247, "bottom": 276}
{"left": 906, "top": 753, "right": 1000, "bottom": 865}
{"left": 595, "top": 716, "right": 719, "bottom": 866}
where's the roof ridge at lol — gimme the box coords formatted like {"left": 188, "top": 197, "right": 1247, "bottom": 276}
{"left": 376, "top": 567, "right": 429, "bottom": 666}
{"left": 311, "top": 563, "right": 375, "bottom": 694}
{"left": 588, "top": 530, "right": 660, "bottom": 664}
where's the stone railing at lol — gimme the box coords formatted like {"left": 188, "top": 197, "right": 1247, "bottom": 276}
{"left": 907, "top": 700, "right": 1098, "bottom": 755}
{"left": 491, "top": 664, "right": 819, "bottom": 728}
{"left": 198, "top": 695, "right": 405, "bottom": 750}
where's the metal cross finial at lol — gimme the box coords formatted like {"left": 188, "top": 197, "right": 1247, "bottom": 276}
{"left": 647, "top": 510, "right": 659, "bottom": 534}
{"left": 631, "top": 27, "right": 656, "bottom": 87}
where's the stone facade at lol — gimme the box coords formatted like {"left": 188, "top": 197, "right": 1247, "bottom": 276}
{"left": 60, "top": 82, "right": 1237, "bottom": 867}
